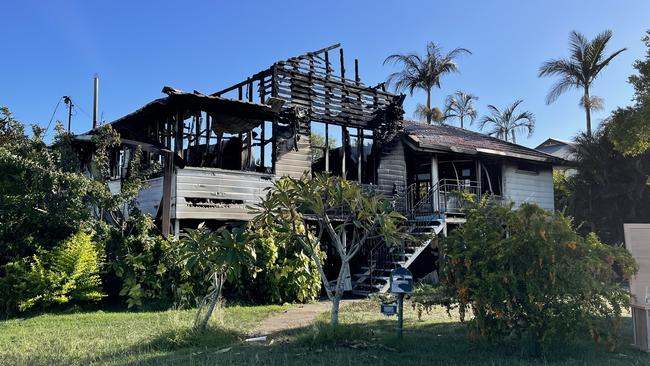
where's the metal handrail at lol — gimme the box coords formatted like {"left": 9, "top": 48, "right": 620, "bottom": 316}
{"left": 356, "top": 178, "right": 507, "bottom": 295}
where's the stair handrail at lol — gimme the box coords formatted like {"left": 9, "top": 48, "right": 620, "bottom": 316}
{"left": 408, "top": 180, "right": 442, "bottom": 220}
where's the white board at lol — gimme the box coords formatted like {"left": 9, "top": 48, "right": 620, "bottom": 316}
{"left": 625, "top": 224, "right": 650, "bottom": 308}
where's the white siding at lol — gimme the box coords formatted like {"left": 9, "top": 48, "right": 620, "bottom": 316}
{"left": 502, "top": 163, "right": 554, "bottom": 211}
{"left": 624, "top": 224, "right": 650, "bottom": 308}
{"left": 136, "top": 176, "right": 164, "bottom": 218}
{"left": 173, "top": 167, "right": 274, "bottom": 221}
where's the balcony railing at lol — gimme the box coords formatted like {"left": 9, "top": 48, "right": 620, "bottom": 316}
{"left": 404, "top": 179, "right": 503, "bottom": 219}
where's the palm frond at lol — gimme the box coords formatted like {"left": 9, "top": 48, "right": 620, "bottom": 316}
{"left": 478, "top": 100, "right": 535, "bottom": 142}
{"left": 545, "top": 76, "right": 579, "bottom": 104}
{"left": 594, "top": 47, "right": 627, "bottom": 76}
{"left": 539, "top": 29, "right": 625, "bottom": 114}
{"left": 383, "top": 42, "right": 471, "bottom": 98}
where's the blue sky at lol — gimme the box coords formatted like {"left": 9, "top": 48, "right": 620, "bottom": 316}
{"left": 2, "top": 0, "right": 649, "bottom": 147}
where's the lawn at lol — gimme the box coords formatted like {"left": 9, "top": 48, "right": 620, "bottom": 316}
{"left": 0, "top": 300, "right": 648, "bottom": 366}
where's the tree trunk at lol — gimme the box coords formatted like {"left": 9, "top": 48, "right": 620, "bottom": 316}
{"left": 198, "top": 272, "right": 223, "bottom": 330}
{"left": 426, "top": 89, "right": 432, "bottom": 125}
{"left": 460, "top": 116, "right": 464, "bottom": 129}
{"left": 330, "top": 247, "right": 349, "bottom": 326}
{"left": 511, "top": 130, "right": 516, "bottom": 144}
{"left": 330, "top": 293, "right": 342, "bottom": 326}
{"left": 584, "top": 87, "right": 592, "bottom": 137}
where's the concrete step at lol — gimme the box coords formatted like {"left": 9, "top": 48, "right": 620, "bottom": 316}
{"left": 350, "top": 289, "right": 375, "bottom": 296}
{"left": 352, "top": 282, "right": 385, "bottom": 289}
{"left": 352, "top": 273, "right": 389, "bottom": 280}
{"left": 360, "top": 266, "right": 394, "bottom": 273}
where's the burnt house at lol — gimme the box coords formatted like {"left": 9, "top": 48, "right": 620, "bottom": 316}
{"left": 89, "top": 44, "right": 564, "bottom": 295}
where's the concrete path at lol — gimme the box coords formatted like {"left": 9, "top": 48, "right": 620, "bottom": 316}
{"left": 250, "top": 300, "right": 358, "bottom": 337}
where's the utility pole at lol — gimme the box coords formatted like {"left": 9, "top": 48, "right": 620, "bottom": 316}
{"left": 63, "top": 96, "right": 73, "bottom": 132}
{"left": 92, "top": 75, "right": 99, "bottom": 129}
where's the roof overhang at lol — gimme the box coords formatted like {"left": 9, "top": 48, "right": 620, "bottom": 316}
{"left": 404, "top": 133, "right": 569, "bottom": 166}
{"left": 102, "top": 86, "right": 278, "bottom": 135}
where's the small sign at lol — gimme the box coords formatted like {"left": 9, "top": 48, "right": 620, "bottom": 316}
{"left": 390, "top": 267, "right": 413, "bottom": 294}
{"left": 380, "top": 303, "right": 398, "bottom": 316}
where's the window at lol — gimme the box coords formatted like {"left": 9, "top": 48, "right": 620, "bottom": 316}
{"left": 310, "top": 122, "right": 376, "bottom": 184}
{"left": 178, "top": 111, "right": 274, "bottom": 173}
{"left": 516, "top": 162, "right": 540, "bottom": 175}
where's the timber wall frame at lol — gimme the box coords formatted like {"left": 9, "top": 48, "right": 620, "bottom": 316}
{"left": 213, "top": 44, "right": 404, "bottom": 137}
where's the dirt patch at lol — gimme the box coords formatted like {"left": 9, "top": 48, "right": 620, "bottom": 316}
{"left": 250, "top": 300, "right": 359, "bottom": 337}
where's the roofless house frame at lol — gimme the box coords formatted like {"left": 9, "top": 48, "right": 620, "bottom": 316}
{"left": 93, "top": 44, "right": 564, "bottom": 295}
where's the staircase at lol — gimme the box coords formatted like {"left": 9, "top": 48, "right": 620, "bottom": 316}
{"left": 350, "top": 182, "right": 448, "bottom": 296}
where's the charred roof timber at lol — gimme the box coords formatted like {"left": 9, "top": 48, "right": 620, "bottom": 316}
{"left": 213, "top": 43, "right": 405, "bottom": 132}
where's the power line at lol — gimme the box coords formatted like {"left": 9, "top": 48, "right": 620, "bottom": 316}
{"left": 45, "top": 97, "right": 63, "bottom": 133}
{"left": 72, "top": 98, "right": 92, "bottom": 120}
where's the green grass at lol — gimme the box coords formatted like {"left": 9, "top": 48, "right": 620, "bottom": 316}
{"left": 1, "top": 300, "right": 648, "bottom": 366}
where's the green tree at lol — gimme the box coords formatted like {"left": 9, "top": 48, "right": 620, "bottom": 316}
{"left": 539, "top": 30, "right": 626, "bottom": 137}
{"left": 252, "top": 174, "right": 409, "bottom": 325}
{"left": 608, "top": 30, "right": 650, "bottom": 156}
{"left": 444, "top": 91, "right": 479, "bottom": 129}
{"left": 384, "top": 42, "right": 471, "bottom": 124}
{"left": 441, "top": 199, "right": 636, "bottom": 354}
{"left": 479, "top": 100, "right": 535, "bottom": 143}
{"left": 0, "top": 115, "right": 102, "bottom": 265}
{"left": 564, "top": 129, "right": 650, "bottom": 244}
{"left": 310, "top": 132, "right": 336, "bottom": 163}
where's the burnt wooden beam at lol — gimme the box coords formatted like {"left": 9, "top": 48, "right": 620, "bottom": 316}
{"left": 357, "top": 127, "right": 362, "bottom": 182}
{"left": 354, "top": 59, "right": 360, "bottom": 83}
{"left": 204, "top": 112, "right": 211, "bottom": 165}
{"left": 260, "top": 78, "right": 266, "bottom": 167}
{"left": 161, "top": 150, "right": 174, "bottom": 237}
{"left": 246, "top": 80, "right": 254, "bottom": 169}
{"left": 339, "top": 48, "right": 345, "bottom": 80}
{"left": 194, "top": 113, "right": 201, "bottom": 145}
{"left": 324, "top": 123, "right": 330, "bottom": 172}
{"left": 211, "top": 68, "right": 273, "bottom": 97}
{"left": 175, "top": 110, "right": 184, "bottom": 158}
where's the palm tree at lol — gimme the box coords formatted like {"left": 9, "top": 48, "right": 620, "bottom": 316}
{"left": 479, "top": 100, "right": 535, "bottom": 144}
{"left": 444, "top": 91, "right": 479, "bottom": 129}
{"left": 538, "top": 30, "right": 626, "bottom": 137}
{"left": 414, "top": 104, "right": 445, "bottom": 124}
{"left": 384, "top": 42, "right": 471, "bottom": 124}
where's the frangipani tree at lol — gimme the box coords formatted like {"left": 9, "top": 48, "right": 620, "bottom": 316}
{"left": 252, "top": 174, "right": 409, "bottom": 325}
{"left": 179, "top": 224, "right": 256, "bottom": 330}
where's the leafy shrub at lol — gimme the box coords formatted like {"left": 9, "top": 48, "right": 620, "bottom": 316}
{"left": 178, "top": 224, "right": 257, "bottom": 329}
{"left": 6, "top": 230, "right": 105, "bottom": 313}
{"left": 235, "top": 225, "right": 322, "bottom": 304}
{"left": 0, "top": 118, "right": 100, "bottom": 266}
{"left": 440, "top": 199, "right": 636, "bottom": 354}
{"left": 410, "top": 284, "right": 455, "bottom": 321}
{"left": 113, "top": 215, "right": 173, "bottom": 308}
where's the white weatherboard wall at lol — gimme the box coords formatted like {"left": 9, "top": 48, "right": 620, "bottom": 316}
{"left": 624, "top": 224, "right": 650, "bottom": 351}
{"left": 135, "top": 176, "right": 164, "bottom": 218}
{"left": 502, "top": 163, "right": 554, "bottom": 211}
{"left": 625, "top": 224, "right": 650, "bottom": 307}
{"left": 174, "top": 167, "right": 274, "bottom": 221}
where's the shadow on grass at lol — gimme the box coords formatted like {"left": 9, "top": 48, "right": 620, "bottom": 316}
{"left": 103, "top": 316, "right": 649, "bottom": 366}
{"left": 78, "top": 322, "right": 245, "bottom": 366}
